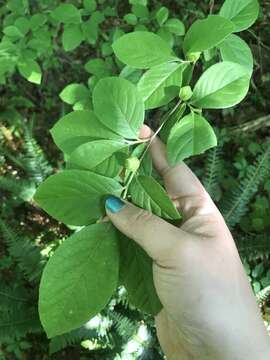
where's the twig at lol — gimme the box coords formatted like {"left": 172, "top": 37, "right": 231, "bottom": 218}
{"left": 230, "top": 114, "right": 270, "bottom": 134}
{"left": 122, "top": 100, "right": 182, "bottom": 199}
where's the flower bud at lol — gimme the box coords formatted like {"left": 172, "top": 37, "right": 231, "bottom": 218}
{"left": 125, "top": 156, "right": 140, "bottom": 172}
{"left": 179, "top": 86, "right": 193, "bottom": 101}
{"left": 187, "top": 52, "right": 201, "bottom": 62}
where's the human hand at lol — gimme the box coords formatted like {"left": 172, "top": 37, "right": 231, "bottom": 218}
{"left": 105, "top": 126, "right": 270, "bottom": 360}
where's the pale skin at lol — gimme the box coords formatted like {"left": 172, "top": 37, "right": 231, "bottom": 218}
{"left": 106, "top": 125, "right": 270, "bottom": 360}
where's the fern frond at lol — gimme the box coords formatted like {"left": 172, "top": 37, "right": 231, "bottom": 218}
{"left": 109, "top": 311, "right": 138, "bottom": 342}
{"left": 0, "top": 219, "right": 45, "bottom": 282}
{"left": 221, "top": 147, "right": 270, "bottom": 228}
{"left": 236, "top": 235, "right": 270, "bottom": 261}
{"left": 0, "top": 306, "right": 41, "bottom": 341}
{"left": 22, "top": 124, "right": 52, "bottom": 184}
{"left": 0, "top": 285, "right": 30, "bottom": 311}
{"left": 203, "top": 145, "right": 222, "bottom": 200}
{"left": 0, "top": 176, "right": 36, "bottom": 202}
{"left": 257, "top": 286, "right": 270, "bottom": 304}
{"left": 49, "top": 322, "right": 98, "bottom": 354}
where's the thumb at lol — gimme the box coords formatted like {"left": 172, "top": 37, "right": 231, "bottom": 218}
{"left": 105, "top": 195, "right": 186, "bottom": 262}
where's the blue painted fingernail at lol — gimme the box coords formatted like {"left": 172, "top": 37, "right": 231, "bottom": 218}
{"left": 105, "top": 195, "right": 125, "bottom": 213}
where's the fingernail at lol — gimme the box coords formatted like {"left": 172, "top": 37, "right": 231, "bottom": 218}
{"left": 105, "top": 195, "right": 125, "bottom": 213}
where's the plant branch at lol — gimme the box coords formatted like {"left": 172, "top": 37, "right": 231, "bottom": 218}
{"left": 122, "top": 100, "right": 182, "bottom": 199}
{"left": 230, "top": 114, "right": 270, "bottom": 134}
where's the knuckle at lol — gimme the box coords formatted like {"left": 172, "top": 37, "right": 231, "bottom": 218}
{"left": 130, "top": 208, "right": 153, "bottom": 226}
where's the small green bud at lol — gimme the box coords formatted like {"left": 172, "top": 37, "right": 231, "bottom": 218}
{"left": 179, "top": 86, "right": 193, "bottom": 101}
{"left": 125, "top": 156, "right": 140, "bottom": 172}
{"left": 187, "top": 52, "right": 201, "bottom": 62}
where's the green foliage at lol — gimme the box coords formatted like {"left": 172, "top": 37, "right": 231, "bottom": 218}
{"left": 0, "top": 219, "right": 45, "bottom": 282}
{"left": 191, "top": 62, "right": 250, "bottom": 108}
{"left": 34, "top": 170, "right": 122, "bottom": 226}
{"left": 183, "top": 15, "right": 235, "bottom": 54}
{"left": 167, "top": 113, "right": 217, "bottom": 165}
{"left": 28, "top": 0, "right": 261, "bottom": 338}
{"left": 0, "top": 0, "right": 269, "bottom": 357}
{"left": 130, "top": 175, "right": 180, "bottom": 219}
{"left": 137, "top": 62, "right": 185, "bottom": 109}
{"left": 221, "top": 146, "right": 270, "bottom": 228}
{"left": 39, "top": 223, "right": 120, "bottom": 338}
{"left": 219, "top": 0, "right": 260, "bottom": 32}
{"left": 218, "top": 34, "right": 253, "bottom": 76}
{"left": 93, "top": 77, "right": 145, "bottom": 139}
{"left": 112, "top": 32, "right": 173, "bottom": 69}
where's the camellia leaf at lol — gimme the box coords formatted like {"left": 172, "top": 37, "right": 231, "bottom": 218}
{"left": 68, "top": 140, "right": 128, "bottom": 170}
{"left": 218, "top": 34, "right": 253, "bottom": 76}
{"left": 62, "top": 24, "right": 84, "bottom": 51}
{"left": 17, "top": 59, "right": 42, "bottom": 84}
{"left": 112, "top": 31, "right": 173, "bottom": 69}
{"left": 93, "top": 77, "right": 144, "bottom": 139}
{"left": 51, "top": 110, "right": 120, "bottom": 154}
{"left": 59, "top": 84, "right": 90, "bottom": 105}
{"left": 164, "top": 18, "right": 185, "bottom": 36}
{"left": 130, "top": 175, "right": 180, "bottom": 219}
{"left": 119, "top": 235, "right": 162, "bottom": 315}
{"left": 34, "top": 170, "right": 122, "bottom": 226}
{"left": 137, "top": 62, "right": 185, "bottom": 109}
{"left": 191, "top": 61, "right": 250, "bottom": 109}
{"left": 39, "top": 223, "right": 119, "bottom": 338}
{"left": 219, "top": 0, "right": 259, "bottom": 32}
{"left": 183, "top": 15, "right": 235, "bottom": 55}
{"left": 167, "top": 112, "right": 217, "bottom": 165}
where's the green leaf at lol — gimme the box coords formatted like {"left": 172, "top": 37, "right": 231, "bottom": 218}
{"left": 51, "top": 4, "right": 81, "bottom": 24}
{"left": 219, "top": 0, "right": 259, "bottom": 32}
{"left": 93, "top": 77, "right": 144, "bottom": 139}
{"left": 191, "top": 61, "right": 250, "bottom": 109}
{"left": 82, "top": 19, "right": 98, "bottom": 45}
{"left": 17, "top": 59, "right": 42, "bottom": 84}
{"left": 14, "top": 17, "right": 30, "bottom": 35}
{"left": 84, "top": 59, "right": 111, "bottom": 78}
{"left": 183, "top": 15, "right": 235, "bottom": 54}
{"left": 167, "top": 113, "right": 217, "bottom": 165}
{"left": 51, "top": 110, "right": 120, "bottom": 154}
{"left": 60, "top": 84, "right": 90, "bottom": 105}
{"left": 91, "top": 154, "right": 124, "bottom": 178}
{"left": 30, "top": 14, "right": 47, "bottom": 31}
{"left": 131, "top": 4, "right": 149, "bottom": 18}
{"left": 34, "top": 170, "right": 122, "bottom": 226}
{"left": 156, "top": 7, "right": 169, "bottom": 26}
{"left": 130, "top": 175, "right": 180, "bottom": 219}
{"left": 218, "top": 34, "right": 253, "bottom": 76}
{"left": 68, "top": 140, "right": 128, "bottom": 170}
{"left": 39, "top": 223, "right": 119, "bottom": 338}
{"left": 112, "top": 31, "right": 173, "bottom": 69}
{"left": 119, "top": 235, "right": 162, "bottom": 315}
{"left": 83, "top": 0, "right": 97, "bottom": 13}
{"left": 124, "top": 13, "right": 138, "bottom": 25}
{"left": 3, "top": 25, "right": 23, "bottom": 38}
{"left": 164, "top": 18, "right": 185, "bottom": 36}
{"left": 137, "top": 62, "right": 184, "bottom": 110}
{"left": 157, "top": 28, "right": 174, "bottom": 47}
{"left": 160, "top": 103, "right": 186, "bottom": 143}
{"left": 62, "top": 24, "right": 84, "bottom": 51}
